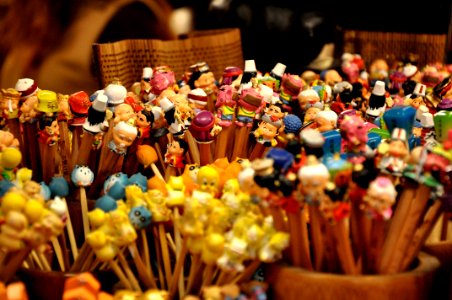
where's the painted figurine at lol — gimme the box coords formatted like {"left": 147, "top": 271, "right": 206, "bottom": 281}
{"left": 253, "top": 114, "right": 282, "bottom": 147}
{"left": 37, "top": 116, "right": 60, "bottom": 146}
{"left": 135, "top": 107, "right": 154, "bottom": 139}
{"left": 164, "top": 139, "right": 189, "bottom": 169}
{"left": 377, "top": 127, "right": 410, "bottom": 176}
{"left": 108, "top": 120, "right": 138, "bottom": 156}
{"left": 235, "top": 87, "right": 265, "bottom": 127}
{"left": 1, "top": 88, "right": 21, "bottom": 119}
{"left": 215, "top": 85, "right": 237, "bottom": 127}
{"left": 361, "top": 176, "right": 397, "bottom": 220}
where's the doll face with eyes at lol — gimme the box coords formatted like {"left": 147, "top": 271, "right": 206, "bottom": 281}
{"left": 304, "top": 107, "right": 320, "bottom": 123}
{"left": 135, "top": 111, "right": 151, "bottom": 129}
{"left": 265, "top": 104, "right": 285, "bottom": 120}
{"left": 166, "top": 140, "right": 184, "bottom": 156}
{"left": 257, "top": 121, "right": 278, "bottom": 140}
{"left": 114, "top": 103, "right": 135, "bottom": 124}
{"left": 410, "top": 96, "right": 424, "bottom": 109}
{"left": 197, "top": 166, "right": 219, "bottom": 196}
{"left": 45, "top": 119, "right": 59, "bottom": 136}
{"left": 388, "top": 139, "right": 408, "bottom": 158}
{"left": 112, "top": 125, "right": 137, "bottom": 149}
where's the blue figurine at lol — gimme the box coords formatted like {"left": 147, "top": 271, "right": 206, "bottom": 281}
{"left": 128, "top": 206, "right": 152, "bottom": 229}
{"left": 103, "top": 172, "right": 129, "bottom": 200}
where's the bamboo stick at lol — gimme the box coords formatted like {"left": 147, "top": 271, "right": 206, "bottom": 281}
{"left": 153, "top": 226, "right": 166, "bottom": 289}
{"left": 51, "top": 237, "right": 65, "bottom": 272}
{"left": 109, "top": 259, "right": 133, "bottom": 290}
{"left": 214, "top": 125, "right": 233, "bottom": 160}
{"left": 230, "top": 126, "right": 251, "bottom": 161}
{"left": 140, "top": 229, "right": 151, "bottom": 272}
{"left": 186, "top": 254, "right": 201, "bottom": 294}
{"left": 128, "top": 242, "right": 158, "bottom": 289}
{"left": 79, "top": 186, "right": 90, "bottom": 238}
{"left": 380, "top": 184, "right": 431, "bottom": 274}
{"left": 117, "top": 250, "right": 142, "bottom": 292}
{"left": 377, "top": 184, "right": 416, "bottom": 273}
{"left": 399, "top": 199, "right": 443, "bottom": 271}
{"left": 168, "top": 239, "right": 188, "bottom": 299}
{"left": 299, "top": 207, "right": 313, "bottom": 270}
{"left": 232, "top": 259, "right": 261, "bottom": 284}
{"left": 308, "top": 205, "right": 325, "bottom": 271}
{"left": 332, "top": 218, "right": 358, "bottom": 275}
{"left": 158, "top": 223, "right": 172, "bottom": 288}
{"left": 63, "top": 197, "right": 78, "bottom": 260}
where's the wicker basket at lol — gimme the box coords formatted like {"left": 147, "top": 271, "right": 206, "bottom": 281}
{"left": 92, "top": 28, "right": 244, "bottom": 89}
{"left": 343, "top": 30, "right": 447, "bottom": 67}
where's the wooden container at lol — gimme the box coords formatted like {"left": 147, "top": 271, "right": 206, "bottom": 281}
{"left": 265, "top": 252, "right": 440, "bottom": 300}
{"left": 15, "top": 269, "right": 117, "bottom": 300}
{"left": 422, "top": 241, "right": 452, "bottom": 300}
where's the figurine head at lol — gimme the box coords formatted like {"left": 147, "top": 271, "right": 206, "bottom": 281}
{"left": 197, "top": 165, "right": 220, "bottom": 196}
{"left": 111, "top": 121, "right": 138, "bottom": 149}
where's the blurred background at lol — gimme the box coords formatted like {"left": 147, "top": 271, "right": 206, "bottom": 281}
{"left": 168, "top": 1, "right": 452, "bottom": 74}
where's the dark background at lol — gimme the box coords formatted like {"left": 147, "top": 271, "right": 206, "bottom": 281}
{"left": 170, "top": 1, "right": 452, "bottom": 74}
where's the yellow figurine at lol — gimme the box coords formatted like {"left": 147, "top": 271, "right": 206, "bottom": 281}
{"left": 165, "top": 176, "right": 185, "bottom": 207}
{"left": 144, "top": 189, "right": 171, "bottom": 222}
{"left": 197, "top": 165, "right": 220, "bottom": 197}
{"left": 0, "top": 211, "right": 28, "bottom": 250}
{"left": 201, "top": 233, "right": 225, "bottom": 265}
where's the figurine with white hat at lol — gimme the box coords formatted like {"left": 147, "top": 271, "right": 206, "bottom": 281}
{"left": 366, "top": 80, "right": 387, "bottom": 121}
{"left": 15, "top": 78, "right": 39, "bottom": 100}
{"left": 83, "top": 91, "right": 108, "bottom": 134}
{"left": 239, "top": 60, "right": 257, "bottom": 89}
{"left": 408, "top": 83, "right": 434, "bottom": 129}
{"left": 377, "top": 127, "right": 410, "bottom": 176}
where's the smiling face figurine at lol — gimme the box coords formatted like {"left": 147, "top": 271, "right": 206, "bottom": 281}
{"left": 113, "top": 103, "right": 136, "bottom": 125}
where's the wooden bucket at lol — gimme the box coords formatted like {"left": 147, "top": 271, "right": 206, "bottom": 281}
{"left": 265, "top": 252, "right": 440, "bottom": 300}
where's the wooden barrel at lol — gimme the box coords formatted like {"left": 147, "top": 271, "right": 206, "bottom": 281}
{"left": 265, "top": 252, "right": 440, "bottom": 300}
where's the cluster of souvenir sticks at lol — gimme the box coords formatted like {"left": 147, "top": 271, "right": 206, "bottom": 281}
{"left": 0, "top": 54, "right": 451, "bottom": 297}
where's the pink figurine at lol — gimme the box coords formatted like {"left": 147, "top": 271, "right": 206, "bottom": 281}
{"left": 235, "top": 87, "right": 265, "bottom": 127}
{"left": 215, "top": 85, "right": 237, "bottom": 127}
{"left": 362, "top": 176, "right": 397, "bottom": 220}
{"left": 340, "top": 115, "right": 369, "bottom": 161}
{"left": 279, "top": 73, "right": 303, "bottom": 112}
{"left": 150, "top": 65, "right": 177, "bottom": 98}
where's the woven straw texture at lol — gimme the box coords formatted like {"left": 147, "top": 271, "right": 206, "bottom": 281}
{"left": 92, "top": 28, "right": 243, "bottom": 89}
{"left": 343, "top": 30, "right": 447, "bottom": 67}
